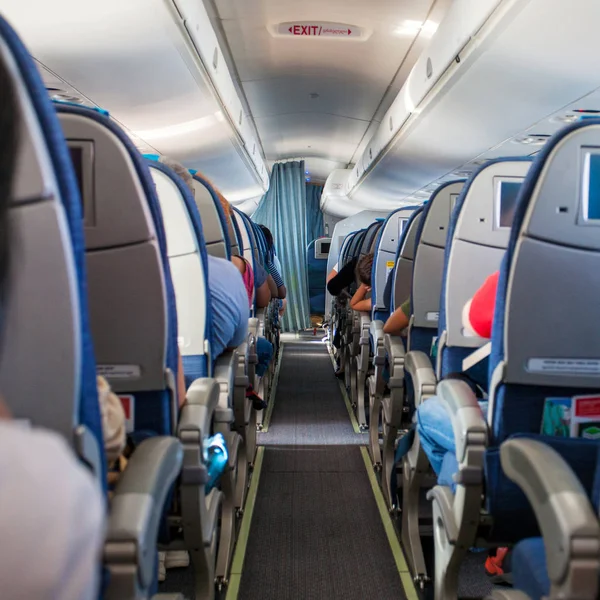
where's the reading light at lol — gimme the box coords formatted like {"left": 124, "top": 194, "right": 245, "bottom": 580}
{"left": 513, "top": 134, "right": 550, "bottom": 146}
{"left": 394, "top": 20, "right": 438, "bottom": 37}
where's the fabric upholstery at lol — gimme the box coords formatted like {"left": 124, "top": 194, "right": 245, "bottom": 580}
{"left": 0, "top": 16, "right": 106, "bottom": 484}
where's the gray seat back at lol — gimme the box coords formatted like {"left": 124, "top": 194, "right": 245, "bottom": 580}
{"left": 392, "top": 212, "right": 423, "bottom": 311}
{"left": 59, "top": 111, "right": 169, "bottom": 396}
{"left": 412, "top": 181, "right": 465, "bottom": 329}
{"left": 503, "top": 125, "right": 600, "bottom": 388}
{"left": 373, "top": 207, "right": 416, "bottom": 314}
{"left": 0, "top": 43, "right": 80, "bottom": 442}
{"left": 444, "top": 160, "right": 531, "bottom": 350}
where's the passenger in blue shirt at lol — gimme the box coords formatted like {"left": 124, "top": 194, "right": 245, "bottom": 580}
{"left": 207, "top": 254, "right": 250, "bottom": 358}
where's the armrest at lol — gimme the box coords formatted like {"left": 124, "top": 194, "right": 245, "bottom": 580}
{"left": 247, "top": 317, "right": 259, "bottom": 337}
{"left": 359, "top": 313, "right": 371, "bottom": 345}
{"left": 370, "top": 320, "right": 385, "bottom": 366}
{"left": 178, "top": 378, "right": 220, "bottom": 452}
{"left": 405, "top": 351, "right": 437, "bottom": 404}
{"left": 500, "top": 438, "right": 600, "bottom": 587}
{"left": 105, "top": 436, "right": 183, "bottom": 590}
{"left": 213, "top": 351, "right": 236, "bottom": 421}
{"left": 384, "top": 333, "right": 405, "bottom": 386}
{"left": 436, "top": 379, "right": 488, "bottom": 468}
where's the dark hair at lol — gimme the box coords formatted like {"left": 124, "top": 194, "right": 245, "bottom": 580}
{"left": 356, "top": 253, "right": 374, "bottom": 286}
{"left": 0, "top": 57, "right": 17, "bottom": 291}
{"left": 258, "top": 224, "right": 275, "bottom": 261}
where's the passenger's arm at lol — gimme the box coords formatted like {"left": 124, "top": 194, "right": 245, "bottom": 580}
{"left": 350, "top": 283, "right": 372, "bottom": 312}
{"left": 326, "top": 268, "right": 338, "bottom": 283}
{"left": 384, "top": 303, "right": 410, "bottom": 335}
{"left": 267, "top": 274, "right": 278, "bottom": 298}
{"left": 255, "top": 281, "right": 272, "bottom": 308}
{"left": 231, "top": 255, "right": 246, "bottom": 276}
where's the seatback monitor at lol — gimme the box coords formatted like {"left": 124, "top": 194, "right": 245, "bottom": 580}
{"left": 494, "top": 179, "right": 522, "bottom": 229}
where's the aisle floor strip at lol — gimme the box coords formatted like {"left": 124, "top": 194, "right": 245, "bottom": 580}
{"left": 359, "top": 446, "right": 419, "bottom": 600}
{"left": 225, "top": 446, "right": 265, "bottom": 600}
{"left": 260, "top": 344, "right": 283, "bottom": 433}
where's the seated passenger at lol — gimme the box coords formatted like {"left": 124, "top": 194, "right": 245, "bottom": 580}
{"left": 158, "top": 157, "right": 249, "bottom": 361}
{"left": 326, "top": 256, "right": 358, "bottom": 297}
{"left": 258, "top": 224, "right": 286, "bottom": 299}
{"left": 416, "top": 270, "right": 499, "bottom": 475}
{"left": 0, "top": 58, "right": 105, "bottom": 599}
{"left": 383, "top": 298, "right": 411, "bottom": 335}
{"left": 415, "top": 269, "right": 508, "bottom": 578}
{"left": 349, "top": 253, "right": 374, "bottom": 312}
{"left": 166, "top": 162, "right": 270, "bottom": 412}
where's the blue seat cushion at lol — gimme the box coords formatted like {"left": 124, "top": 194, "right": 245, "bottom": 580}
{"left": 182, "top": 354, "right": 209, "bottom": 390}
{"left": 126, "top": 390, "right": 173, "bottom": 438}
{"left": 513, "top": 538, "right": 550, "bottom": 600}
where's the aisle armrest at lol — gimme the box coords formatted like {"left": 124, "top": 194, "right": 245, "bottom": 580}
{"left": 501, "top": 438, "right": 600, "bottom": 595}
{"left": 105, "top": 436, "right": 183, "bottom": 591}
{"left": 370, "top": 320, "right": 385, "bottom": 366}
{"left": 213, "top": 350, "right": 236, "bottom": 422}
{"left": 384, "top": 333, "right": 405, "bottom": 385}
{"left": 436, "top": 378, "right": 487, "bottom": 467}
{"left": 405, "top": 351, "right": 437, "bottom": 406}
{"left": 178, "top": 378, "right": 220, "bottom": 474}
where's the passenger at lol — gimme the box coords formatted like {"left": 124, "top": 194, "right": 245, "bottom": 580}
{"left": 157, "top": 158, "right": 248, "bottom": 579}
{"left": 98, "top": 376, "right": 127, "bottom": 488}
{"left": 415, "top": 269, "right": 508, "bottom": 579}
{"left": 158, "top": 157, "right": 249, "bottom": 362}
{"left": 160, "top": 159, "right": 266, "bottom": 411}
{"left": 416, "top": 270, "right": 499, "bottom": 475}
{"left": 383, "top": 298, "right": 411, "bottom": 335}
{"left": 0, "top": 56, "right": 105, "bottom": 599}
{"left": 326, "top": 256, "right": 358, "bottom": 297}
{"left": 258, "top": 224, "right": 286, "bottom": 299}
{"left": 349, "top": 253, "right": 374, "bottom": 312}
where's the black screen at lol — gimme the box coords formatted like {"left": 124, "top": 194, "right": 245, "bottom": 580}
{"left": 498, "top": 181, "right": 522, "bottom": 228}
{"left": 320, "top": 242, "right": 330, "bottom": 255}
{"left": 68, "top": 146, "right": 84, "bottom": 213}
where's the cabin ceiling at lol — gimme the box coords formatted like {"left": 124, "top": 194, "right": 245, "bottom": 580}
{"left": 210, "top": 0, "right": 444, "bottom": 181}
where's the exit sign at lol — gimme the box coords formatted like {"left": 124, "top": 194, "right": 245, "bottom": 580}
{"left": 275, "top": 22, "right": 363, "bottom": 40}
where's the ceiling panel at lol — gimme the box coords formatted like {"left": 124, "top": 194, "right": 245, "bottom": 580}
{"left": 256, "top": 112, "right": 370, "bottom": 165}
{"left": 213, "top": 0, "right": 439, "bottom": 173}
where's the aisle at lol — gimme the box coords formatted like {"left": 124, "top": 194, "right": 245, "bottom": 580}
{"left": 237, "top": 339, "right": 409, "bottom": 600}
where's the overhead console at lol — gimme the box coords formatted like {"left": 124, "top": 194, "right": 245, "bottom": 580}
{"left": 345, "top": 0, "right": 600, "bottom": 207}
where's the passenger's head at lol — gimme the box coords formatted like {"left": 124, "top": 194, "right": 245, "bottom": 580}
{"left": 356, "top": 253, "right": 374, "bottom": 287}
{"left": 158, "top": 156, "right": 195, "bottom": 197}
{"left": 258, "top": 224, "right": 275, "bottom": 260}
{"left": 0, "top": 56, "right": 18, "bottom": 292}
{"left": 194, "top": 172, "right": 232, "bottom": 220}
{"left": 258, "top": 224, "right": 273, "bottom": 248}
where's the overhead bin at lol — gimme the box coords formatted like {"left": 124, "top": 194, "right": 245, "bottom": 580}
{"left": 1, "top": 0, "right": 269, "bottom": 204}
{"left": 347, "top": 0, "right": 600, "bottom": 205}
{"left": 322, "top": 169, "right": 426, "bottom": 219}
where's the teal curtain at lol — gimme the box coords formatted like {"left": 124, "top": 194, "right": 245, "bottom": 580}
{"left": 306, "top": 184, "right": 324, "bottom": 242}
{"left": 253, "top": 161, "right": 310, "bottom": 332}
